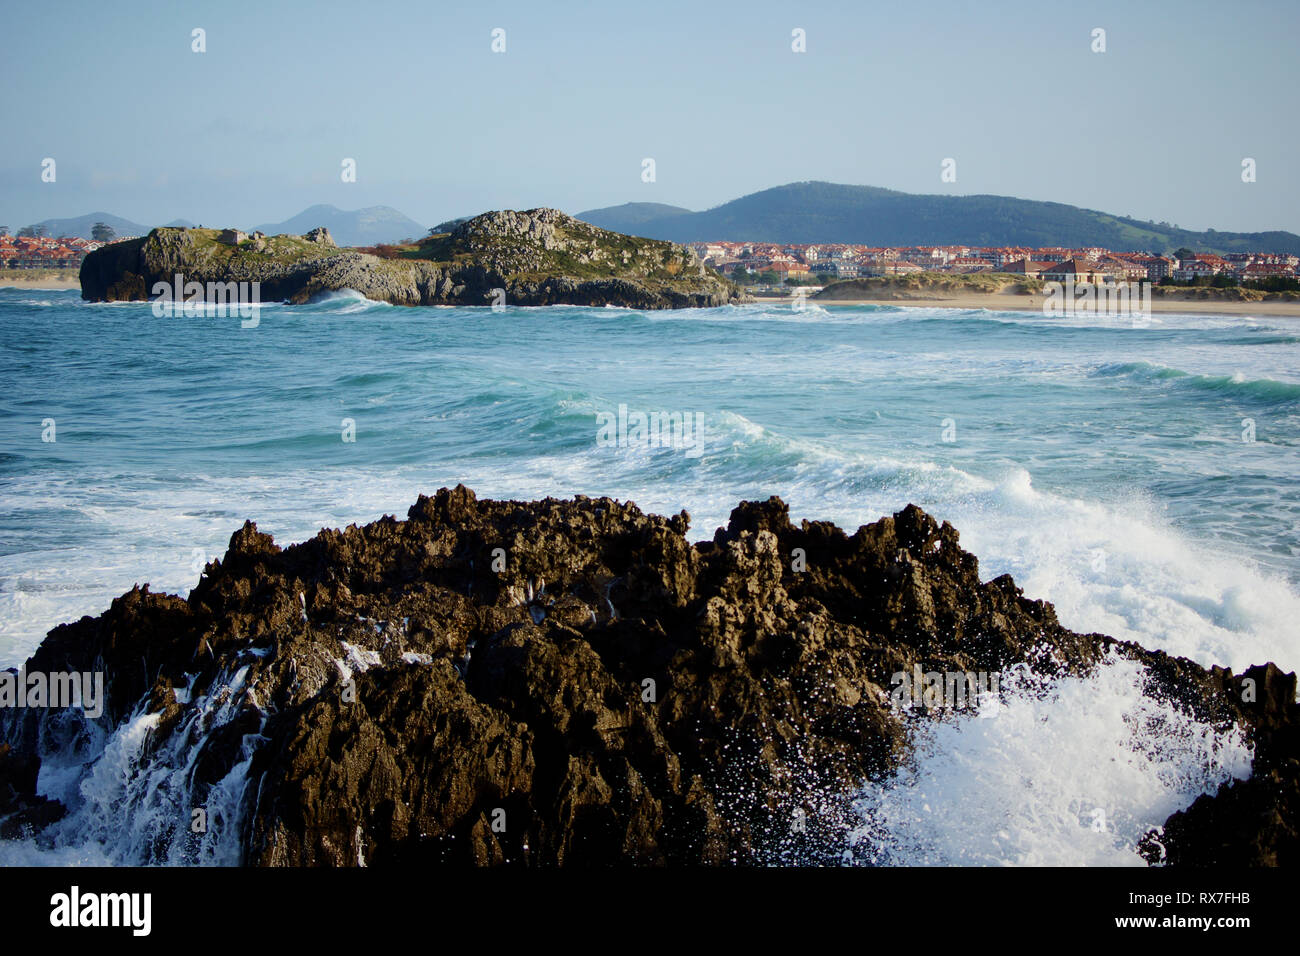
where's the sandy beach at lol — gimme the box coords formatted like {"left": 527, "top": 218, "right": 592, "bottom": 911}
{"left": 0, "top": 276, "right": 80, "bottom": 291}
{"left": 787, "top": 292, "right": 1300, "bottom": 317}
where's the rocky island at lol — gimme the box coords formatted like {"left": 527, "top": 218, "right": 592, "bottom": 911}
{"left": 0, "top": 489, "right": 1294, "bottom": 865}
{"left": 78, "top": 209, "right": 746, "bottom": 310}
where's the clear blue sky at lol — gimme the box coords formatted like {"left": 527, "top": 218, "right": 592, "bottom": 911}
{"left": 2, "top": 0, "right": 1296, "bottom": 233}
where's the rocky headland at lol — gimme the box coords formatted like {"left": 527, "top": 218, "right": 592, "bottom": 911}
{"left": 1, "top": 489, "right": 1295, "bottom": 865}
{"left": 78, "top": 209, "right": 746, "bottom": 310}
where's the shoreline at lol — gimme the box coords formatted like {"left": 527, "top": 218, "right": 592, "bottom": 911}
{"left": 8, "top": 278, "right": 1300, "bottom": 317}
{"left": 786, "top": 292, "right": 1300, "bottom": 317}
{"left": 0, "top": 277, "right": 80, "bottom": 291}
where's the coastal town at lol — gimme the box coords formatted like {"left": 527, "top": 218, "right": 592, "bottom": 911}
{"left": 0, "top": 232, "right": 125, "bottom": 270}
{"left": 687, "top": 241, "right": 1300, "bottom": 286}
{"left": 3, "top": 227, "right": 1299, "bottom": 290}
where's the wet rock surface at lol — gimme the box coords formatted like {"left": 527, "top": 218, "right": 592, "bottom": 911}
{"left": 2, "top": 488, "right": 1295, "bottom": 865}
{"left": 0, "top": 743, "right": 65, "bottom": 838}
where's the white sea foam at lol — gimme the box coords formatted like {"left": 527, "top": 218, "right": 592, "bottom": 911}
{"left": 306, "top": 288, "right": 393, "bottom": 313}
{"left": 8, "top": 664, "right": 262, "bottom": 866}
{"left": 849, "top": 653, "right": 1253, "bottom": 866}
{"left": 948, "top": 468, "right": 1300, "bottom": 675}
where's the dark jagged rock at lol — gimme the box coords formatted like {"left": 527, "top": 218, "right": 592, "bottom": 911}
{"left": 1, "top": 489, "right": 1295, "bottom": 865}
{"left": 79, "top": 209, "right": 747, "bottom": 310}
{"left": 0, "top": 743, "right": 65, "bottom": 838}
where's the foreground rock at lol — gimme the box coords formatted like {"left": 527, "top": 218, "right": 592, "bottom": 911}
{"left": 0, "top": 743, "right": 65, "bottom": 838}
{"left": 79, "top": 209, "right": 746, "bottom": 310}
{"left": 2, "top": 490, "right": 1295, "bottom": 864}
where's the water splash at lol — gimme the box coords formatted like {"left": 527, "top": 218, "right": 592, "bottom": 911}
{"left": 847, "top": 654, "right": 1252, "bottom": 866}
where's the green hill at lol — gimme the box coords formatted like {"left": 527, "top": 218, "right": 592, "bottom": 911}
{"left": 575, "top": 202, "right": 693, "bottom": 230}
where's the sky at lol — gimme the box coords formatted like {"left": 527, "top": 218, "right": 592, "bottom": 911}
{"left": 2, "top": 0, "right": 1297, "bottom": 234}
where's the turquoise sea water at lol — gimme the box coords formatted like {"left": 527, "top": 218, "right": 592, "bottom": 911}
{"left": 4, "top": 286, "right": 1297, "bottom": 672}
{"left": 1, "top": 286, "right": 1296, "bottom": 864}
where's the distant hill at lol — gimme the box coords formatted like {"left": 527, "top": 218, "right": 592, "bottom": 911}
{"left": 252, "top": 204, "right": 426, "bottom": 247}
{"left": 577, "top": 182, "right": 1300, "bottom": 256}
{"left": 429, "top": 216, "right": 472, "bottom": 234}
{"left": 20, "top": 212, "right": 153, "bottom": 239}
{"left": 575, "top": 202, "right": 693, "bottom": 233}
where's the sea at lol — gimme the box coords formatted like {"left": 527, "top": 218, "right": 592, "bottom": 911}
{"left": 1, "top": 286, "right": 1297, "bottom": 865}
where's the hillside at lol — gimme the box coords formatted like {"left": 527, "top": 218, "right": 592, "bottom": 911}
{"left": 575, "top": 202, "right": 693, "bottom": 232}
{"left": 412, "top": 208, "right": 716, "bottom": 285}
{"left": 18, "top": 211, "right": 153, "bottom": 239}
{"left": 252, "top": 204, "right": 427, "bottom": 247}
{"left": 577, "top": 182, "right": 1300, "bottom": 255}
